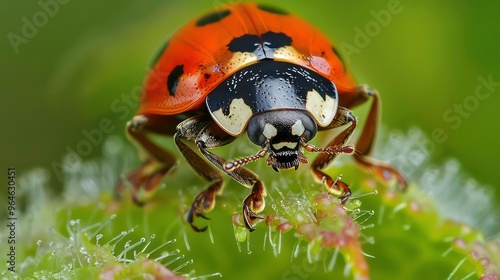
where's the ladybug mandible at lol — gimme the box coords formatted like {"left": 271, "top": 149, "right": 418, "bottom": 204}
{"left": 118, "top": 3, "right": 407, "bottom": 232}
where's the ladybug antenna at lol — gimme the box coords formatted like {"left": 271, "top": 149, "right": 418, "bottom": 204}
{"left": 224, "top": 148, "right": 268, "bottom": 171}
{"left": 302, "top": 141, "right": 356, "bottom": 156}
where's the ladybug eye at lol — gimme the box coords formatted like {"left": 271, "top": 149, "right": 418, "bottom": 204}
{"left": 247, "top": 110, "right": 317, "bottom": 146}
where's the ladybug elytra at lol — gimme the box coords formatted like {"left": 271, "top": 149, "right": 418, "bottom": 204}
{"left": 118, "top": 3, "right": 407, "bottom": 232}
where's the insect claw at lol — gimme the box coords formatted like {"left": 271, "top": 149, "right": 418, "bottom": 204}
{"left": 190, "top": 224, "right": 208, "bottom": 232}
{"left": 242, "top": 204, "right": 264, "bottom": 231}
{"left": 198, "top": 212, "right": 210, "bottom": 220}
{"left": 187, "top": 207, "right": 210, "bottom": 232}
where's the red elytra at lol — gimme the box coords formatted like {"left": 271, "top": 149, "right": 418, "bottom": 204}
{"left": 139, "top": 3, "right": 360, "bottom": 116}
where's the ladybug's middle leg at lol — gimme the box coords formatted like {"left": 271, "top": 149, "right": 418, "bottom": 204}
{"left": 175, "top": 116, "right": 266, "bottom": 231}
{"left": 117, "top": 114, "right": 178, "bottom": 205}
{"left": 174, "top": 115, "right": 226, "bottom": 232}
{"left": 309, "top": 107, "right": 357, "bottom": 204}
{"left": 350, "top": 86, "right": 407, "bottom": 188}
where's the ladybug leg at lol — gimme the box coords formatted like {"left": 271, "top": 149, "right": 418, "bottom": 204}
{"left": 117, "top": 115, "right": 178, "bottom": 205}
{"left": 176, "top": 117, "right": 266, "bottom": 231}
{"left": 311, "top": 107, "right": 357, "bottom": 204}
{"left": 174, "top": 116, "right": 228, "bottom": 232}
{"left": 352, "top": 86, "right": 408, "bottom": 188}
{"left": 197, "top": 139, "right": 266, "bottom": 231}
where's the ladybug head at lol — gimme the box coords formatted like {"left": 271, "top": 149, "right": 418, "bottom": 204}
{"left": 244, "top": 110, "right": 317, "bottom": 171}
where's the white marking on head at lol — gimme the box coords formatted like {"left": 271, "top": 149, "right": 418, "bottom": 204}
{"left": 291, "top": 120, "right": 305, "bottom": 136}
{"left": 211, "top": 98, "right": 253, "bottom": 136}
{"left": 305, "top": 89, "right": 337, "bottom": 127}
{"left": 272, "top": 142, "right": 297, "bottom": 150}
{"left": 263, "top": 123, "right": 278, "bottom": 139}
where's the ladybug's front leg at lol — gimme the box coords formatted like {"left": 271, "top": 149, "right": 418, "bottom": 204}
{"left": 310, "top": 107, "right": 357, "bottom": 204}
{"left": 176, "top": 117, "right": 267, "bottom": 231}
{"left": 117, "top": 115, "right": 178, "bottom": 205}
{"left": 175, "top": 116, "right": 266, "bottom": 231}
{"left": 197, "top": 139, "right": 267, "bottom": 231}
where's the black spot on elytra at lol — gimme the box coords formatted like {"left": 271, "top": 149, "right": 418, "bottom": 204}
{"left": 257, "top": 4, "right": 289, "bottom": 15}
{"left": 227, "top": 31, "right": 292, "bottom": 58}
{"left": 261, "top": 32, "right": 292, "bottom": 48}
{"left": 167, "top": 65, "right": 183, "bottom": 96}
{"left": 331, "top": 46, "right": 345, "bottom": 68}
{"left": 227, "top": 34, "right": 260, "bottom": 53}
{"left": 196, "top": 9, "right": 230, "bottom": 26}
{"left": 150, "top": 40, "right": 169, "bottom": 68}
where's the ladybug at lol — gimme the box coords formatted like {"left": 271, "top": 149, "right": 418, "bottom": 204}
{"left": 118, "top": 3, "right": 407, "bottom": 232}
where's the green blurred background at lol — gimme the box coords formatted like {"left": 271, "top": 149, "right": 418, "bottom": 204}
{"left": 2, "top": 0, "right": 499, "bottom": 200}
{"left": 1, "top": 0, "right": 499, "bottom": 277}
